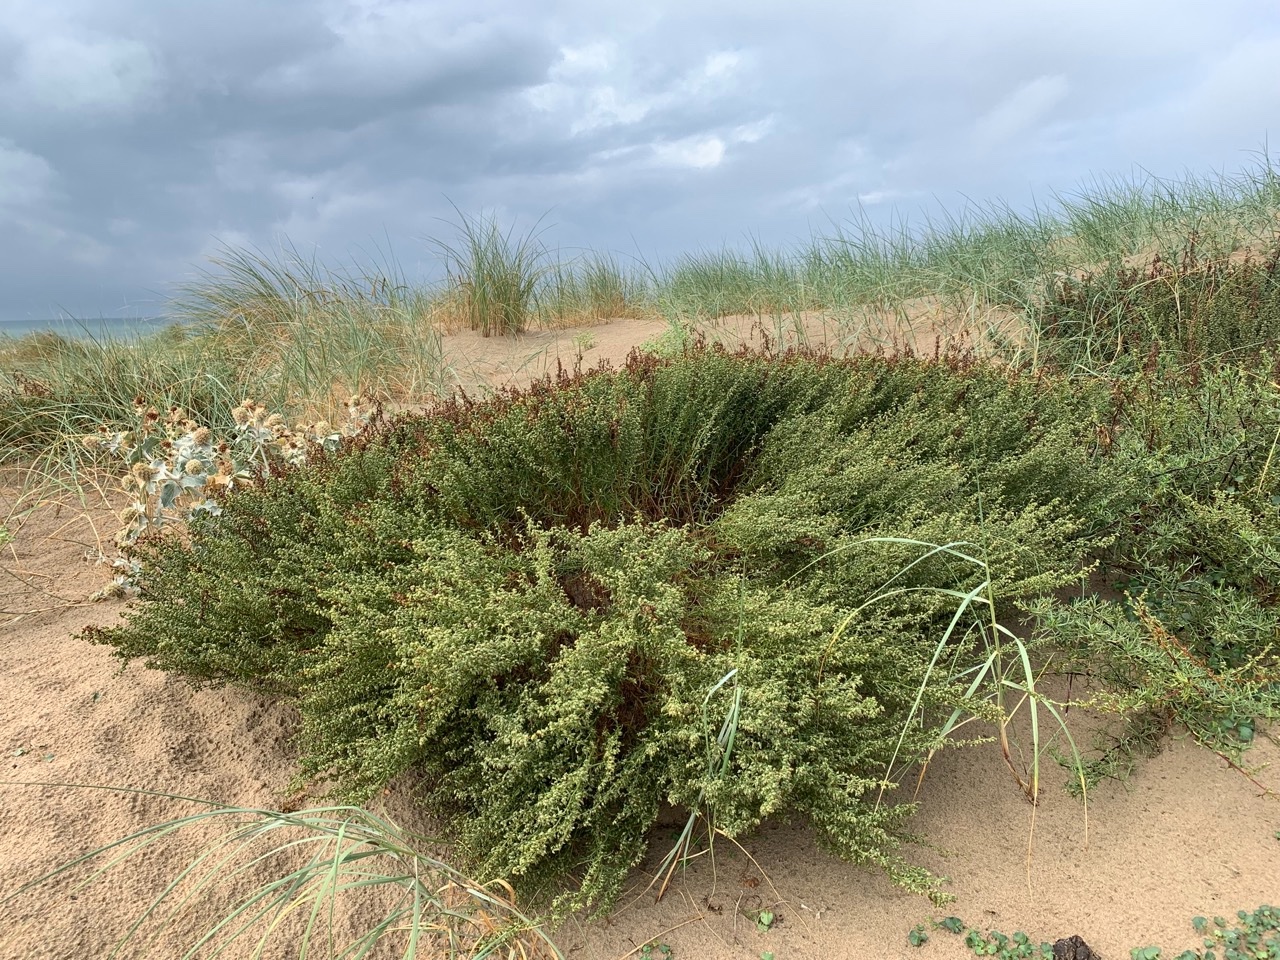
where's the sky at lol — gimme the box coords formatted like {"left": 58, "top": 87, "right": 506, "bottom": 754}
{"left": 1, "top": 0, "right": 1278, "bottom": 326}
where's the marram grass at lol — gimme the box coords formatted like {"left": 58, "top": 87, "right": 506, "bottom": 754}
{"left": 2, "top": 784, "right": 562, "bottom": 960}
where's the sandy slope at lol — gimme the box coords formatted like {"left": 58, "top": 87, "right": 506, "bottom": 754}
{"left": 2, "top": 315, "right": 1277, "bottom": 960}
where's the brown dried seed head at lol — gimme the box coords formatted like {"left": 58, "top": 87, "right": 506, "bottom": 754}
{"left": 231, "top": 406, "right": 251, "bottom": 426}
{"left": 183, "top": 459, "right": 204, "bottom": 476}
{"left": 192, "top": 426, "right": 212, "bottom": 445}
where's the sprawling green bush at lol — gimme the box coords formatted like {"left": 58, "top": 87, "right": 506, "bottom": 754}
{"left": 87, "top": 347, "right": 1119, "bottom": 914}
{"left": 1039, "top": 359, "right": 1280, "bottom": 749}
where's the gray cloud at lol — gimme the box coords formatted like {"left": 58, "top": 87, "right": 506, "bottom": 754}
{"left": 1, "top": 0, "right": 1277, "bottom": 325}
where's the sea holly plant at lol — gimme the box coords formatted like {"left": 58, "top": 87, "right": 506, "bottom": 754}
{"left": 81, "top": 394, "right": 377, "bottom": 599}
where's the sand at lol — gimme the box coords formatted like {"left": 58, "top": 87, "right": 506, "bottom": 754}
{"left": 2, "top": 315, "right": 1277, "bottom": 960}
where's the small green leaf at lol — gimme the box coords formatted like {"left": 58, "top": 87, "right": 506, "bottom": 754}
{"left": 908, "top": 925, "right": 929, "bottom": 947}
{"left": 939, "top": 916, "right": 965, "bottom": 934}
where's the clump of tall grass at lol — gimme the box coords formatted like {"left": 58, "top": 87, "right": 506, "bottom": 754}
{"left": 656, "top": 240, "right": 819, "bottom": 320}
{"left": 428, "top": 209, "right": 549, "bottom": 337}
{"left": 0, "top": 327, "right": 250, "bottom": 454}
{"left": 4, "top": 790, "right": 563, "bottom": 959}
{"left": 536, "top": 252, "right": 650, "bottom": 325}
{"left": 175, "top": 241, "right": 452, "bottom": 410}
{"left": 642, "top": 154, "right": 1280, "bottom": 359}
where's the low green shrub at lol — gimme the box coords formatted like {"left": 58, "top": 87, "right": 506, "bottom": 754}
{"left": 87, "top": 347, "right": 1119, "bottom": 915}
{"left": 1038, "top": 359, "right": 1280, "bottom": 752}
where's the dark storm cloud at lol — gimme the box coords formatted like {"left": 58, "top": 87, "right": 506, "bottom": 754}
{"left": 1, "top": 0, "right": 1277, "bottom": 324}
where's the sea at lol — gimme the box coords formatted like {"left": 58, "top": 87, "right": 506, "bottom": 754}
{"left": 0, "top": 316, "right": 184, "bottom": 341}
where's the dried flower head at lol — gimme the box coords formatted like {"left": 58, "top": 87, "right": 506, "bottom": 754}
{"left": 191, "top": 426, "right": 212, "bottom": 445}
{"left": 231, "top": 406, "right": 251, "bottom": 426}
{"left": 183, "top": 459, "right": 205, "bottom": 476}
{"left": 80, "top": 435, "right": 103, "bottom": 451}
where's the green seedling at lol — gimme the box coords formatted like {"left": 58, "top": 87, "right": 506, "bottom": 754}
{"left": 756, "top": 909, "right": 776, "bottom": 933}
{"left": 1125, "top": 907, "right": 1280, "bottom": 960}
{"left": 909, "top": 924, "right": 929, "bottom": 947}
{"left": 963, "top": 927, "right": 1053, "bottom": 958}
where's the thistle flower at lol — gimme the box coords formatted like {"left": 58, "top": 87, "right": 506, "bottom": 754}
{"left": 183, "top": 459, "right": 205, "bottom": 476}
{"left": 231, "top": 406, "right": 251, "bottom": 426}
{"left": 192, "top": 426, "right": 212, "bottom": 445}
{"left": 80, "top": 435, "right": 102, "bottom": 451}
{"left": 129, "top": 463, "right": 155, "bottom": 488}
